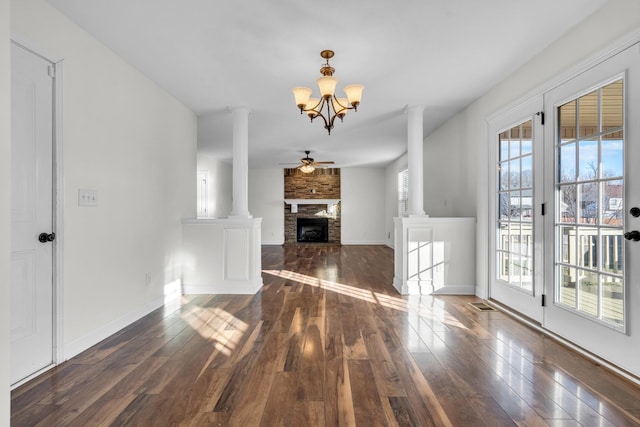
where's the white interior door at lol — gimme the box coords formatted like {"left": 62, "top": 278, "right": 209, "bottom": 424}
{"left": 543, "top": 44, "right": 640, "bottom": 377}
{"left": 489, "top": 96, "right": 545, "bottom": 322}
{"left": 10, "top": 43, "right": 55, "bottom": 384}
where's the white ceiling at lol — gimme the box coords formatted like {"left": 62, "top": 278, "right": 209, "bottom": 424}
{"left": 47, "top": 0, "right": 607, "bottom": 168}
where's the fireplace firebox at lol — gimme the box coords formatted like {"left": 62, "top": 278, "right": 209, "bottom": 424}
{"left": 297, "top": 218, "right": 329, "bottom": 243}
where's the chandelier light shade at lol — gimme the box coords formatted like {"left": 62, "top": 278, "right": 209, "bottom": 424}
{"left": 292, "top": 50, "right": 364, "bottom": 134}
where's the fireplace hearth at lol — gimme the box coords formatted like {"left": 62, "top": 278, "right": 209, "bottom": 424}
{"left": 297, "top": 218, "right": 329, "bottom": 243}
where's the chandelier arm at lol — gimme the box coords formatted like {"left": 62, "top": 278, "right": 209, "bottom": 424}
{"left": 304, "top": 97, "right": 330, "bottom": 129}
{"left": 333, "top": 95, "right": 347, "bottom": 113}
{"left": 325, "top": 99, "right": 333, "bottom": 132}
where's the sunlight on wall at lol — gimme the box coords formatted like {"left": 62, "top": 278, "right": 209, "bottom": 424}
{"left": 163, "top": 279, "right": 182, "bottom": 305}
{"left": 408, "top": 239, "right": 445, "bottom": 293}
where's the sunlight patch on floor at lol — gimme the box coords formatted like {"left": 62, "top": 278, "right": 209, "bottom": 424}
{"left": 182, "top": 306, "right": 248, "bottom": 356}
{"left": 262, "top": 270, "right": 474, "bottom": 336}
{"left": 263, "top": 269, "right": 377, "bottom": 303}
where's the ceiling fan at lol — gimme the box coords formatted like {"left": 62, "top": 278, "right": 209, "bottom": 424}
{"left": 283, "top": 150, "right": 335, "bottom": 173}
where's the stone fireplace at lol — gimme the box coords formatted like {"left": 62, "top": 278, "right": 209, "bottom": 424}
{"left": 284, "top": 168, "right": 341, "bottom": 244}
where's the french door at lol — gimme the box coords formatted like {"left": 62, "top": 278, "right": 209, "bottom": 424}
{"left": 489, "top": 96, "right": 545, "bottom": 322}
{"left": 543, "top": 44, "right": 640, "bottom": 377}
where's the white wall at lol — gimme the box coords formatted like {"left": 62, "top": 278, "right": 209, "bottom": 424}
{"left": 197, "top": 154, "right": 232, "bottom": 218}
{"left": 341, "top": 168, "right": 386, "bottom": 245}
{"left": 249, "top": 168, "right": 284, "bottom": 245}
{"left": 420, "top": 0, "right": 640, "bottom": 298}
{"left": 11, "top": 0, "right": 197, "bottom": 358}
{"left": 1, "top": 0, "right": 11, "bottom": 421}
{"left": 423, "top": 120, "right": 475, "bottom": 217}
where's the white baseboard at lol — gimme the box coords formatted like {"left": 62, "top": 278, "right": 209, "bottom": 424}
{"left": 340, "top": 240, "right": 389, "bottom": 245}
{"left": 391, "top": 278, "right": 475, "bottom": 296}
{"left": 261, "top": 240, "right": 284, "bottom": 245}
{"left": 431, "top": 285, "right": 476, "bottom": 295}
{"left": 182, "top": 279, "right": 263, "bottom": 295}
{"left": 63, "top": 295, "right": 167, "bottom": 361}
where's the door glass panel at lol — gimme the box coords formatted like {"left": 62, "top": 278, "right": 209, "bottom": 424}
{"left": 559, "top": 266, "right": 577, "bottom": 308}
{"left": 559, "top": 184, "right": 577, "bottom": 223}
{"left": 602, "top": 275, "right": 624, "bottom": 325}
{"left": 578, "top": 270, "right": 598, "bottom": 317}
{"left": 578, "top": 91, "right": 598, "bottom": 137}
{"left": 602, "top": 135, "right": 623, "bottom": 178}
{"left": 603, "top": 179, "right": 623, "bottom": 225}
{"left": 555, "top": 79, "right": 625, "bottom": 329}
{"left": 497, "top": 120, "right": 534, "bottom": 293}
{"left": 560, "top": 142, "right": 576, "bottom": 182}
{"left": 602, "top": 80, "right": 623, "bottom": 131}
{"left": 578, "top": 138, "right": 598, "bottom": 180}
{"left": 578, "top": 182, "right": 598, "bottom": 224}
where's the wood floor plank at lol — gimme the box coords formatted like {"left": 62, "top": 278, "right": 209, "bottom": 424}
{"left": 363, "top": 330, "right": 406, "bottom": 397}
{"left": 10, "top": 245, "right": 640, "bottom": 427}
{"left": 348, "top": 359, "right": 387, "bottom": 427}
{"left": 33, "top": 363, "right": 137, "bottom": 426}
{"left": 260, "top": 371, "right": 297, "bottom": 427}
{"left": 296, "top": 320, "right": 325, "bottom": 401}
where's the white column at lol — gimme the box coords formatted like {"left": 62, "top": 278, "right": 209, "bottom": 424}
{"left": 406, "top": 105, "right": 426, "bottom": 216}
{"left": 229, "top": 107, "right": 252, "bottom": 218}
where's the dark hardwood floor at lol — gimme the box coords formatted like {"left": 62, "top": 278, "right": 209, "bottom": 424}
{"left": 11, "top": 245, "right": 640, "bottom": 426}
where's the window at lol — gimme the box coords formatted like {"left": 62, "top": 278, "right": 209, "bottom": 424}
{"left": 398, "top": 168, "right": 408, "bottom": 216}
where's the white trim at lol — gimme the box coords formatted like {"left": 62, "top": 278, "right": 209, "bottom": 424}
{"left": 261, "top": 239, "right": 284, "bottom": 245}
{"left": 340, "top": 240, "right": 388, "bottom": 245}
{"left": 10, "top": 34, "right": 64, "bottom": 64}
{"left": 10, "top": 364, "right": 57, "bottom": 390}
{"left": 182, "top": 281, "right": 263, "bottom": 295}
{"left": 63, "top": 296, "right": 166, "bottom": 360}
{"left": 53, "top": 59, "right": 65, "bottom": 364}
{"left": 432, "top": 285, "right": 476, "bottom": 295}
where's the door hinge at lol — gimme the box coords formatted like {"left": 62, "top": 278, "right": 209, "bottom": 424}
{"left": 536, "top": 111, "right": 545, "bottom": 125}
{"left": 47, "top": 65, "right": 55, "bottom": 78}
{"left": 541, "top": 203, "right": 546, "bottom": 215}
{"left": 541, "top": 294, "right": 546, "bottom": 306}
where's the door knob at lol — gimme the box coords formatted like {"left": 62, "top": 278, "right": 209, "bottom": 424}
{"left": 38, "top": 232, "right": 56, "bottom": 243}
{"left": 624, "top": 230, "right": 640, "bottom": 241}
{"left": 631, "top": 207, "right": 640, "bottom": 218}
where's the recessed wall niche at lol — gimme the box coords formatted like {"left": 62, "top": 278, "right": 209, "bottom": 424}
{"left": 284, "top": 168, "right": 341, "bottom": 244}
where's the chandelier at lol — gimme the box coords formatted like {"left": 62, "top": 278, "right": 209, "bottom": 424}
{"left": 292, "top": 50, "right": 364, "bottom": 135}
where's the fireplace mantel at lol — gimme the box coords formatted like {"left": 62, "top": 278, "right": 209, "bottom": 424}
{"left": 284, "top": 199, "right": 340, "bottom": 213}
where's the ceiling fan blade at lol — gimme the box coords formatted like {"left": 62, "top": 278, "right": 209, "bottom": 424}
{"left": 312, "top": 161, "right": 335, "bottom": 165}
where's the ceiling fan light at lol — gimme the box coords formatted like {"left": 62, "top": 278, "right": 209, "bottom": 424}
{"left": 292, "top": 87, "right": 313, "bottom": 110}
{"left": 344, "top": 84, "right": 364, "bottom": 107}
{"left": 300, "top": 164, "right": 315, "bottom": 173}
{"left": 317, "top": 76, "right": 338, "bottom": 99}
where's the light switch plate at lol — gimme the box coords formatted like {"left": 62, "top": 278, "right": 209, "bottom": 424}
{"left": 78, "top": 189, "right": 98, "bottom": 207}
